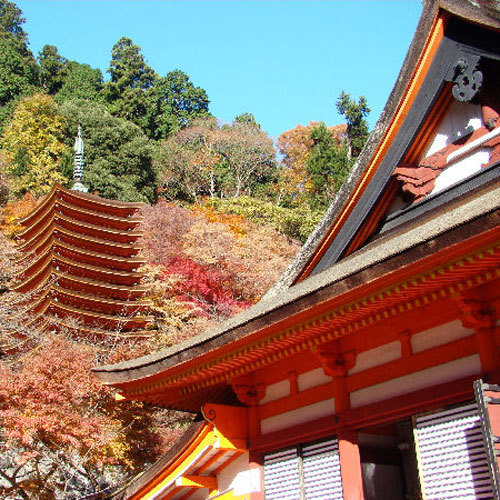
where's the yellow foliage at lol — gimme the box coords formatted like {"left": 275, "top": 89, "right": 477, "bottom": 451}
{"left": 0, "top": 192, "right": 39, "bottom": 237}
{"left": 192, "top": 203, "right": 247, "bottom": 236}
{"left": 1, "top": 94, "right": 69, "bottom": 198}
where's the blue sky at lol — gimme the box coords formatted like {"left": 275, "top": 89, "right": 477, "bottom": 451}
{"left": 18, "top": 1, "right": 422, "bottom": 139}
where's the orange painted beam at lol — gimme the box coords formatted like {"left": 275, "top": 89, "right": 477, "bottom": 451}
{"left": 347, "top": 334, "right": 476, "bottom": 392}
{"left": 175, "top": 475, "right": 217, "bottom": 489}
{"left": 251, "top": 375, "right": 476, "bottom": 453}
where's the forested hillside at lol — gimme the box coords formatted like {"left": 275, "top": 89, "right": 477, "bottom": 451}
{"left": 0, "top": 1, "right": 370, "bottom": 498}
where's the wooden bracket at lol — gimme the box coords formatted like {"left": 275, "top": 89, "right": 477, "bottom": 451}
{"left": 457, "top": 298, "right": 495, "bottom": 330}
{"left": 314, "top": 347, "right": 356, "bottom": 377}
{"left": 231, "top": 378, "right": 266, "bottom": 406}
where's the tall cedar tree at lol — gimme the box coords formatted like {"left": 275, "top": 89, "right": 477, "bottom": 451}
{"left": 54, "top": 61, "right": 103, "bottom": 103}
{"left": 147, "top": 70, "right": 210, "bottom": 140}
{"left": 336, "top": 90, "right": 370, "bottom": 159}
{"left": 38, "top": 44, "right": 67, "bottom": 95}
{"left": 306, "top": 123, "right": 350, "bottom": 210}
{"left": 104, "top": 37, "right": 157, "bottom": 131}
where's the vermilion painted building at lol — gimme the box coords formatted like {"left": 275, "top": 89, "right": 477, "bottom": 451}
{"left": 95, "top": 1, "right": 500, "bottom": 498}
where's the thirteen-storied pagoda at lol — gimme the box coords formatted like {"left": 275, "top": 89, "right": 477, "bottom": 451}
{"left": 12, "top": 125, "right": 152, "bottom": 339}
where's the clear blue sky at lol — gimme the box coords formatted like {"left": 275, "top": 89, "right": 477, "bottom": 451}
{"left": 18, "top": 1, "right": 422, "bottom": 140}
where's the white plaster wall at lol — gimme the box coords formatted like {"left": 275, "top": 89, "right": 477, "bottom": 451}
{"left": 298, "top": 367, "right": 331, "bottom": 391}
{"left": 348, "top": 341, "right": 401, "bottom": 375}
{"left": 411, "top": 319, "right": 473, "bottom": 353}
{"left": 259, "top": 379, "right": 289, "bottom": 405}
{"left": 260, "top": 398, "right": 335, "bottom": 435}
{"left": 350, "top": 354, "right": 481, "bottom": 408}
{"left": 217, "top": 452, "right": 261, "bottom": 497}
{"left": 431, "top": 147, "right": 489, "bottom": 195}
{"left": 425, "top": 100, "right": 482, "bottom": 157}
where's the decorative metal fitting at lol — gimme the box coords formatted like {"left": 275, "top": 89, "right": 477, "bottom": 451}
{"left": 451, "top": 56, "right": 483, "bottom": 102}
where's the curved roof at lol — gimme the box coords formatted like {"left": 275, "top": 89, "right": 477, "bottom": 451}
{"left": 18, "top": 184, "right": 144, "bottom": 226}
{"left": 12, "top": 185, "right": 151, "bottom": 339}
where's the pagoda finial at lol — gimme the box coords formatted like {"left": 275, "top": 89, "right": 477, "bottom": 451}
{"left": 72, "top": 123, "right": 88, "bottom": 192}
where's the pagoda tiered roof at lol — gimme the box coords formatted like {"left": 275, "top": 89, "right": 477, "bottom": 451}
{"left": 13, "top": 185, "right": 153, "bottom": 338}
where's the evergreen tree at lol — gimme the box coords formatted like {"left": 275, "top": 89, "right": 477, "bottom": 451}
{"left": 234, "top": 112, "right": 260, "bottom": 129}
{"left": 104, "top": 37, "right": 157, "bottom": 130}
{"left": 147, "top": 70, "right": 210, "bottom": 140}
{"left": 0, "top": 0, "right": 27, "bottom": 42}
{"left": 59, "top": 100, "right": 157, "bottom": 203}
{"left": 306, "top": 123, "right": 350, "bottom": 209}
{"left": 0, "top": 1, "right": 38, "bottom": 131}
{"left": 38, "top": 44, "right": 67, "bottom": 94}
{"left": 55, "top": 61, "right": 103, "bottom": 103}
{"left": 336, "top": 91, "right": 370, "bottom": 158}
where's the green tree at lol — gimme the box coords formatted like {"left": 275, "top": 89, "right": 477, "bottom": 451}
{"left": 104, "top": 37, "right": 157, "bottom": 130}
{"left": 59, "top": 100, "right": 157, "bottom": 202}
{"left": 306, "top": 123, "right": 350, "bottom": 210}
{"left": 38, "top": 44, "right": 67, "bottom": 94}
{"left": 147, "top": 70, "right": 210, "bottom": 140}
{"left": 0, "top": 34, "right": 37, "bottom": 106}
{"left": 234, "top": 112, "right": 260, "bottom": 129}
{"left": 1, "top": 93, "right": 68, "bottom": 198}
{"left": 0, "top": 0, "right": 27, "bottom": 42}
{"left": 336, "top": 91, "right": 370, "bottom": 158}
{"left": 0, "top": 1, "right": 38, "bottom": 131}
{"left": 55, "top": 61, "right": 103, "bottom": 103}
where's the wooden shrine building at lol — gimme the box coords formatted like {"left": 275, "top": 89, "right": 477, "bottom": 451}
{"left": 11, "top": 127, "right": 152, "bottom": 340}
{"left": 95, "top": 1, "right": 500, "bottom": 498}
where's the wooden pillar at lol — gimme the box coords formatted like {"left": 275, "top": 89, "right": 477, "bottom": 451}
{"left": 338, "top": 428, "right": 365, "bottom": 500}
{"left": 476, "top": 326, "right": 500, "bottom": 375}
{"left": 314, "top": 346, "right": 363, "bottom": 498}
{"left": 334, "top": 373, "right": 350, "bottom": 412}
{"left": 231, "top": 378, "right": 266, "bottom": 499}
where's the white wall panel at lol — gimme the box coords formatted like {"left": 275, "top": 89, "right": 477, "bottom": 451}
{"left": 412, "top": 319, "right": 473, "bottom": 353}
{"left": 261, "top": 398, "right": 335, "bottom": 435}
{"left": 298, "top": 367, "right": 331, "bottom": 392}
{"left": 350, "top": 355, "right": 480, "bottom": 408}
{"left": 348, "top": 341, "right": 401, "bottom": 375}
{"left": 259, "top": 379, "right": 290, "bottom": 405}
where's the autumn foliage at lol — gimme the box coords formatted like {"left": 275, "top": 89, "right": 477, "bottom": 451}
{"left": 138, "top": 200, "right": 300, "bottom": 349}
{"left": 0, "top": 195, "right": 300, "bottom": 497}
{"left": 0, "top": 335, "right": 181, "bottom": 499}
{"left": 0, "top": 192, "right": 38, "bottom": 237}
{"left": 276, "top": 121, "right": 347, "bottom": 207}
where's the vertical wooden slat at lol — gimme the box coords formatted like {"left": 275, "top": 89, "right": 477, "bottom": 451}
{"left": 415, "top": 402, "right": 495, "bottom": 499}
{"left": 263, "top": 438, "right": 343, "bottom": 499}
